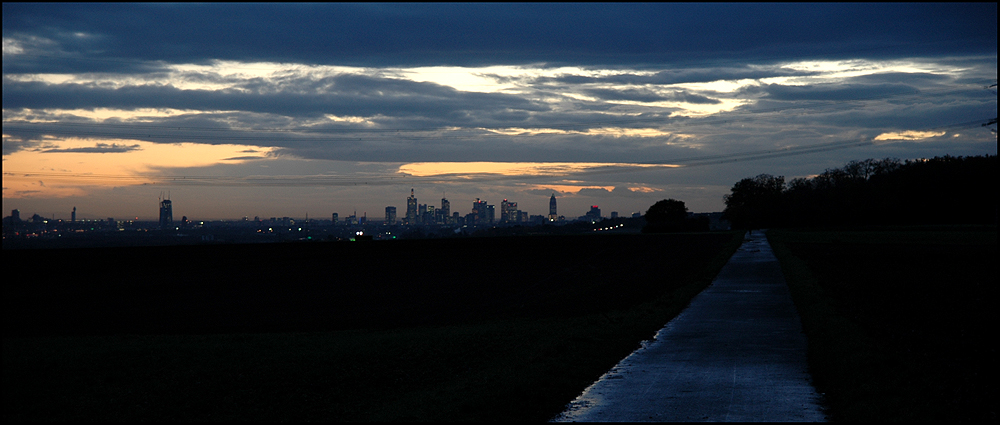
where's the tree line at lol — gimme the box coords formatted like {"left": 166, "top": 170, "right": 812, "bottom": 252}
{"left": 721, "top": 155, "right": 997, "bottom": 229}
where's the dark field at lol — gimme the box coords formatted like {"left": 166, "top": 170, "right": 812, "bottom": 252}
{"left": 769, "top": 227, "right": 997, "bottom": 422}
{"left": 3, "top": 232, "right": 743, "bottom": 421}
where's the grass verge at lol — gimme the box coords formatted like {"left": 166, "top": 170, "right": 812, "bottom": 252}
{"left": 768, "top": 226, "right": 996, "bottom": 422}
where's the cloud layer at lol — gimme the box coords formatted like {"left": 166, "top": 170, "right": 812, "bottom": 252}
{"left": 3, "top": 3, "right": 996, "bottom": 220}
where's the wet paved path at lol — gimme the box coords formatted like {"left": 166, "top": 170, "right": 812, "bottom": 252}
{"left": 552, "top": 230, "right": 827, "bottom": 422}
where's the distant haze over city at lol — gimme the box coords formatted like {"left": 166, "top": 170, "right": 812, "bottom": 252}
{"left": 3, "top": 4, "right": 996, "bottom": 221}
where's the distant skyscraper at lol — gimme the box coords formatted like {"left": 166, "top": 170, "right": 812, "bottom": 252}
{"left": 406, "top": 189, "right": 418, "bottom": 225}
{"left": 441, "top": 197, "right": 450, "bottom": 218}
{"left": 500, "top": 199, "right": 511, "bottom": 223}
{"left": 425, "top": 205, "right": 436, "bottom": 224}
{"left": 472, "top": 198, "right": 488, "bottom": 225}
{"left": 71, "top": 207, "right": 76, "bottom": 223}
{"left": 499, "top": 199, "right": 518, "bottom": 223}
{"left": 549, "top": 193, "right": 557, "bottom": 221}
{"left": 586, "top": 205, "right": 601, "bottom": 221}
{"left": 385, "top": 206, "right": 396, "bottom": 224}
{"left": 159, "top": 195, "right": 173, "bottom": 229}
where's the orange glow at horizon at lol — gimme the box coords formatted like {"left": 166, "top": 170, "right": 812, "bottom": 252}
{"left": 523, "top": 183, "right": 617, "bottom": 194}
{"left": 2, "top": 136, "right": 277, "bottom": 199}
{"left": 398, "top": 161, "right": 680, "bottom": 178}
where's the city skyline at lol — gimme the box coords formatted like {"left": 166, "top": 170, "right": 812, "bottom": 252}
{"left": 9, "top": 189, "right": 622, "bottom": 225}
{"left": 3, "top": 4, "right": 996, "bottom": 220}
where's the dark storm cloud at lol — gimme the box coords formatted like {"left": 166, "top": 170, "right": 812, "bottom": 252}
{"left": 536, "top": 67, "right": 824, "bottom": 86}
{"left": 220, "top": 156, "right": 268, "bottom": 161}
{"left": 1, "top": 74, "right": 550, "bottom": 123}
{"left": 582, "top": 88, "right": 720, "bottom": 104}
{"left": 1, "top": 135, "right": 46, "bottom": 155}
{"left": 4, "top": 3, "right": 996, "bottom": 72}
{"left": 754, "top": 83, "right": 922, "bottom": 102}
{"left": 41, "top": 142, "right": 141, "bottom": 153}
{"left": 262, "top": 126, "right": 707, "bottom": 164}
{"left": 3, "top": 106, "right": 695, "bottom": 164}
{"left": 730, "top": 75, "right": 995, "bottom": 130}
{"left": 1, "top": 53, "right": 174, "bottom": 76}
{"left": 576, "top": 187, "right": 613, "bottom": 198}
{"left": 849, "top": 72, "right": 953, "bottom": 86}
{"left": 814, "top": 99, "right": 995, "bottom": 132}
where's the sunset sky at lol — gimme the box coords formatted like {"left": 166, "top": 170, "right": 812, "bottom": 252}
{"left": 3, "top": 3, "right": 996, "bottom": 221}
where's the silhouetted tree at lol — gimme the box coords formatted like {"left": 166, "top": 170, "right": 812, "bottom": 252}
{"left": 646, "top": 199, "right": 687, "bottom": 221}
{"left": 722, "top": 174, "right": 785, "bottom": 230}
{"left": 643, "top": 198, "right": 707, "bottom": 232}
{"left": 731, "top": 155, "right": 995, "bottom": 228}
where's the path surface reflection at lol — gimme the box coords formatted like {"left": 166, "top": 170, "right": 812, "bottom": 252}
{"left": 552, "top": 230, "right": 827, "bottom": 422}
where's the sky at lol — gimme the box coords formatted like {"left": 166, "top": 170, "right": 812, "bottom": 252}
{"left": 3, "top": 3, "right": 996, "bottom": 221}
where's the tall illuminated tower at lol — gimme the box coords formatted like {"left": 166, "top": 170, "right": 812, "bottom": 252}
{"left": 549, "top": 193, "right": 557, "bottom": 221}
{"left": 406, "top": 188, "right": 418, "bottom": 225}
{"left": 159, "top": 194, "right": 173, "bottom": 229}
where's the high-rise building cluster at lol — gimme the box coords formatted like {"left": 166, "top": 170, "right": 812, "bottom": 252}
{"left": 366, "top": 189, "right": 564, "bottom": 228}
{"left": 5, "top": 189, "right": 646, "bottom": 248}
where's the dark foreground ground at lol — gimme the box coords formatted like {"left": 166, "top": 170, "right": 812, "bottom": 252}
{"left": 6, "top": 227, "right": 994, "bottom": 422}
{"left": 4, "top": 233, "right": 737, "bottom": 337}
{"left": 3, "top": 232, "right": 743, "bottom": 421}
